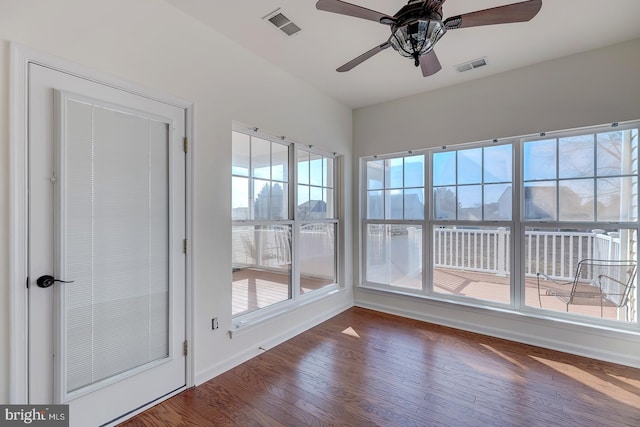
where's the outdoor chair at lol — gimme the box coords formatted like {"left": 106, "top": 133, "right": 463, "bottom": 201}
{"left": 537, "top": 259, "right": 637, "bottom": 319}
{"left": 239, "top": 225, "right": 291, "bottom": 267}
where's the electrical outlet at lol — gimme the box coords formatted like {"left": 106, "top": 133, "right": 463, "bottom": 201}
{"left": 212, "top": 318, "right": 219, "bottom": 330}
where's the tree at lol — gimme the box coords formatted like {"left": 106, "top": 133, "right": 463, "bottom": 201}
{"left": 433, "top": 187, "right": 458, "bottom": 219}
{"left": 254, "top": 182, "right": 284, "bottom": 220}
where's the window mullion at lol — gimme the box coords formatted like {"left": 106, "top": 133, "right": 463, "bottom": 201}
{"left": 291, "top": 144, "right": 300, "bottom": 300}
{"left": 555, "top": 137, "right": 560, "bottom": 221}
{"left": 513, "top": 140, "right": 523, "bottom": 310}
{"left": 425, "top": 151, "right": 433, "bottom": 294}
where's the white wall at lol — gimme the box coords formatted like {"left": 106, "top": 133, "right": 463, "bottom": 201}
{"left": 0, "top": 0, "right": 353, "bottom": 403}
{"left": 354, "top": 38, "right": 640, "bottom": 157}
{"left": 353, "top": 38, "right": 640, "bottom": 367}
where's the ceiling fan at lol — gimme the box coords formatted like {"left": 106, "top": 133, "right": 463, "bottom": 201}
{"left": 315, "top": 0, "right": 542, "bottom": 77}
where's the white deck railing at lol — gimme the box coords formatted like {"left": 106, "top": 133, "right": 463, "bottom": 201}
{"left": 234, "top": 226, "right": 623, "bottom": 282}
{"left": 434, "top": 227, "right": 509, "bottom": 276}
{"left": 232, "top": 225, "right": 335, "bottom": 273}
{"left": 433, "top": 228, "right": 621, "bottom": 280}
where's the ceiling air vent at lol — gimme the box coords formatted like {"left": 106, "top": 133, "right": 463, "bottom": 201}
{"left": 263, "top": 8, "right": 301, "bottom": 37}
{"left": 455, "top": 57, "right": 488, "bottom": 73}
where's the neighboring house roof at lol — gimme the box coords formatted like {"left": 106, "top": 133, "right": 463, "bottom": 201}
{"left": 299, "top": 199, "right": 327, "bottom": 212}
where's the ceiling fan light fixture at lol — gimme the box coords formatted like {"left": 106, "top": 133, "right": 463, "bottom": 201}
{"left": 389, "top": 19, "right": 446, "bottom": 63}
{"left": 315, "top": 0, "right": 542, "bottom": 76}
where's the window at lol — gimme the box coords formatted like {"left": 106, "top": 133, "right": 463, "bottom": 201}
{"left": 363, "top": 154, "right": 425, "bottom": 290}
{"left": 232, "top": 132, "right": 289, "bottom": 221}
{"left": 297, "top": 149, "right": 338, "bottom": 294}
{"left": 523, "top": 130, "right": 638, "bottom": 222}
{"left": 361, "top": 121, "right": 639, "bottom": 326}
{"left": 523, "top": 126, "right": 638, "bottom": 322}
{"left": 431, "top": 144, "right": 513, "bottom": 304}
{"left": 433, "top": 144, "right": 513, "bottom": 221}
{"left": 232, "top": 127, "right": 340, "bottom": 320}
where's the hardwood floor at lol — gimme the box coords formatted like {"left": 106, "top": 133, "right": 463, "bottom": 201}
{"left": 120, "top": 307, "right": 640, "bottom": 426}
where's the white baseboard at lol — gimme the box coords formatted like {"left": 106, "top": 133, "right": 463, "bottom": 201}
{"left": 195, "top": 301, "right": 353, "bottom": 385}
{"left": 356, "top": 298, "right": 640, "bottom": 369}
{"left": 103, "top": 385, "right": 187, "bottom": 427}
{"left": 195, "top": 290, "right": 640, "bottom": 387}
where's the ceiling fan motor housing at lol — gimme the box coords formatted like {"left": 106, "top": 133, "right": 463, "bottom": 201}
{"left": 315, "top": 0, "right": 542, "bottom": 76}
{"left": 387, "top": 2, "right": 446, "bottom": 65}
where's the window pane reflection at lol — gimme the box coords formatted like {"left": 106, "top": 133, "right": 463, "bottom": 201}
{"left": 484, "top": 184, "right": 511, "bottom": 221}
{"left": 367, "top": 190, "right": 383, "bottom": 219}
{"left": 404, "top": 155, "right": 424, "bottom": 188}
{"left": 232, "top": 177, "right": 249, "bottom": 220}
{"left": 558, "top": 179, "right": 594, "bottom": 221}
{"left": 524, "top": 181, "right": 557, "bottom": 221}
{"left": 597, "top": 177, "right": 638, "bottom": 221}
{"left": 232, "top": 132, "right": 250, "bottom": 176}
{"left": 458, "top": 148, "right": 482, "bottom": 185}
{"left": 433, "top": 187, "right": 456, "bottom": 220}
{"left": 484, "top": 145, "right": 512, "bottom": 183}
{"left": 404, "top": 188, "right": 424, "bottom": 220}
{"left": 458, "top": 185, "right": 482, "bottom": 220}
{"left": 298, "top": 150, "right": 309, "bottom": 185}
{"left": 367, "top": 160, "right": 384, "bottom": 190}
{"left": 251, "top": 137, "right": 271, "bottom": 180}
{"left": 559, "top": 135, "right": 594, "bottom": 179}
{"left": 365, "top": 224, "right": 422, "bottom": 290}
{"left": 433, "top": 151, "right": 456, "bottom": 186}
{"left": 523, "top": 139, "right": 556, "bottom": 181}
{"left": 299, "top": 223, "right": 336, "bottom": 295}
{"left": 597, "top": 130, "right": 637, "bottom": 176}
{"left": 272, "top": 142, "right": 288, "bottom": 182}
{"left": 386, "top": 158, "right": 404, "bottom": 189}
{"left": 232, "top": 225, "right": 292, "bottom": 316}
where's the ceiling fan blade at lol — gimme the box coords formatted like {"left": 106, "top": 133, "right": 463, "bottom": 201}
{"left": 425, "top": 0, "right": 448, "bottom": 12}
{"left": 420, "top": 50, "right": 442, "bottom": 77}
{"left": 444, "top": 0, "right": 542, "bottom": 30}
{"left": 337, "top": 42, "right": 391, "bottom": 72}
{"left": 316, "top": 0, "right": 394, "bottom": 24}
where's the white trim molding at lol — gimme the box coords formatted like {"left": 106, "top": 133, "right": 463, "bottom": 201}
{"left": 8, "top": 42, "right": 196, "bottom": 403}
{"left": 196, "top": 301, "right": 352, "bottom": 385}
{"left": 9, "top": 42, "right": 30, "bottom": 405}
{"left": 356, "top": 288, "right": 640, "bottom": 369}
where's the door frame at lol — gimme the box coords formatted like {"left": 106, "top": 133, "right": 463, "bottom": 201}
{"left": 9, "top": 43, "right": 195, "bottom": 405}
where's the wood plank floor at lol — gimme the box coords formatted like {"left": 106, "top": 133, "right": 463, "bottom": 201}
{"left": 119, "top": 307, "right": 640, "bottom": 427}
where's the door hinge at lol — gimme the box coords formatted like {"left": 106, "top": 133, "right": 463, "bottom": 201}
{"left": 183, "top": 137, "right": 189, "bottom": 153}
{"left": 183, "top": 340, "right": 188, "bottom": 356}
{"left": 183, "top": 239, "right": 188, "bottom": 254}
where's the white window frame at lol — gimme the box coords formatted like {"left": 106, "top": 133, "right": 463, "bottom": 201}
{"left": 360, "top": 151, "right": 428, "bottom": 294}
{"left": 519, "top": 122, "right": 639, "bottom": 325}
{"left": 359, "top": 120, "right": 640, "bottom": 331}
{"left": 295, "top": 146, "right": 340, "bottom": 298}
{"left": 429, "top": 141, "right": 517, "bottom": 308}
{"left": 232, "top": 124, "right": 341, "bottom": 332}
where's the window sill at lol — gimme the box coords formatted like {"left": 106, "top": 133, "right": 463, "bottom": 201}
{"left": 229, "top": 284, "right": 343, "bottom": 338}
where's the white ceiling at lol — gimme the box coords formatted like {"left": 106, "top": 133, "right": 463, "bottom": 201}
{"left": 165, "top": 0, "right": 640, "bottom": 109}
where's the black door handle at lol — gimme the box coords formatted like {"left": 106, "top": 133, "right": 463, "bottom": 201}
{"left": 37, "top": 275, "right": 75, "bottom": 288}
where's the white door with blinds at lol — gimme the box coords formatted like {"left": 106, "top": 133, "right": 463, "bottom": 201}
{"left": 28, "top": 64, "right": 186, "bottom": 427}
